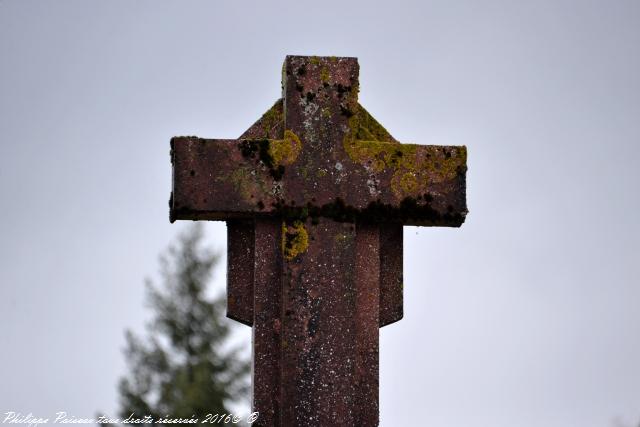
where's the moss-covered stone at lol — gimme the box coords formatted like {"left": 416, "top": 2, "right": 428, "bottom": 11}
{"left": 238, "top": 130, "right": 302, "bottom": 181}
{"left": 259, "top": 102, "right": 284, "bottom": 138}
{"left": 228, "top": 167, "right": 254, "bottom": 201}
{"left": 269, "top": 130, "right": 302, "bottom": 166}
{"left": 320, "top": 66, "right": 330, "bottom": 84}
{"left": 399, "top": 172, "right": 418, "bottom": 194}
{"left": 354, "top": 105, "right": 396, "bottom": 142}
{"left": 282, "top": 220, "right": 309, "bottom": 260}
{"left": 343, "top": 108, "right": 467, "bottom": 198}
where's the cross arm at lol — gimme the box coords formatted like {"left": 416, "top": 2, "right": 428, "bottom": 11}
{"left": 169, "top": 133, "right": 296, "bottom": 222}
{"left": 338, "top": 137, "right": 467, "bottom": 226}
{"left": 170, "top": 135, "right": 467, "bottom": 226}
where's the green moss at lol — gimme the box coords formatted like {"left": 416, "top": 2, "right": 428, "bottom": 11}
{"left": 269, "top": 130, "right": 302, "bottom": 166}
{"left": 228, "top": 167, "right": 253, "bottom": 200}
{"left": 282, "top": 220, "right": 309, "bottom": 260}
{"left": 310, "top": 56, "right": 320, "bottom": 65}
{"left": 259, "top": 102, "right": 284, "bottom": 138}
{"left": 399, "top": 172, "right": 418, "bottom": 194}
{"left": 320, "top": 66, "right": 330, "bottom": 83}
{"left": 354, "top": 105, "right": 395, "bottom": 142}
{"left": 343, "top": 136, "right": 415, "bottom": 173}
{"left": 343, "top": 109, "right": 466, "bottom": 198}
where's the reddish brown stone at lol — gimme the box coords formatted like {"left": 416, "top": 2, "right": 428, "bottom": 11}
{"left": 252, "top": 219, "right": 283, "bottom": 426}
{"left": 170, "top": 60, "right": 467, "bottom": 227}
{"left": 379, "top": 224, "right": 403, "bottom": 327}
{"left": 169, "top": 55, "right": 468, "bottom": 426}
{"left": 226, "top": 220, "right": 254, "bottom": 326}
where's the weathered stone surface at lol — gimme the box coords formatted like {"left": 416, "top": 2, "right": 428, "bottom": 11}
{"left": 252, "top": 219, "right": 283, "bottom": 426}
{"left": 170, "top": 56, "right": 467, "bottom": 227}
{"left": 380, "top": 224, "right": 403, "bottom": 326}
{"left": 279, "top": 218, "right": 378, "bottom": 425}
{"left": 226, "top": 220, "right": 254, "bottom": 326}
{"left": 169, "top": 55, "right": 468, "bottom": 427}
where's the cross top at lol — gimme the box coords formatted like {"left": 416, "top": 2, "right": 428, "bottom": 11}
{"left": 170, "top": 55, "right": 467, "bottom": 427}
{"left": 171, "top": 55, "right": 466, "bottom": 226}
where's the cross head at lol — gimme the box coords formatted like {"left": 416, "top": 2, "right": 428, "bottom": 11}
{"left": 170, "top": 55, "right": 467, "bottom": 426}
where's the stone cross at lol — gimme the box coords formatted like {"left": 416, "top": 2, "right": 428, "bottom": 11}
{"left": 170, "top": 55, "right": 467, "bottom": 426}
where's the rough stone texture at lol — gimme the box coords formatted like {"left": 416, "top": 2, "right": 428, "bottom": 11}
{"left": 169, "top": 55, "right": 468, "bottom": 426}
{"left": 252, "top": 219, "right": 283, "bottom": 426}
{"left": 379, "top": 224, "right": 403, "bottom": 326}
{"left": 226, "top": 220, "right": 254, "bottom": 326}
{"left": 279, "top": 218, "right": 377, "bottom": 425}
{"left": 170, "top": 59, "right": 467, "bottom": 227}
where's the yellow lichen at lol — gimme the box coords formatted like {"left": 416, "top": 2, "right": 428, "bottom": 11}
{"left": 320, "top": 66, "right": 330, "bottom": 83}
{"left": 269, "top": 130, "right": 302, "bottom": 166}
{"left": 343, "top": 109, "right": 467, "bottom": 198}
{"left": 399, "top": 172, "right": 418, "bottom": 194}
{"left": 354, "top": 104, "right": 394, "bottom": 142}
{"left": 259, "top": 101, "right": 284, "bottom": 138}
{"left": 282, "top": 220, "right": 309, "bottom": 260}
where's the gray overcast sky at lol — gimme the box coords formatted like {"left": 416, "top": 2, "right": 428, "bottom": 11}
{"left": 1, "top": 1, "right": 639, "bottom": 426}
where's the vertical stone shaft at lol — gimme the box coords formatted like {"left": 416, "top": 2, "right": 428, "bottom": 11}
{"left": 257, "top": 55, "right": 379, "bottom": 426}
{"left": 251, "top": 217, "right": 382, "bottom": 426}
{"left": 250, "top": 56, "right": 382, "bottom": 426}
{"left": 252, "top": 219, "right": 283, "bottom": 426}
{"left": 354, "top": 223, "right": 381, "bottom": 426}
{"left": 275, "top": 219, "right": 380, "bottom": 426}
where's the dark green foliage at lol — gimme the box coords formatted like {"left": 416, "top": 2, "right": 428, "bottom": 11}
{"left": 118, "top": 224, "right": 249, "bottom": 420}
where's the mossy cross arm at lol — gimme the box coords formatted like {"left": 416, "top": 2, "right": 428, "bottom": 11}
{"left": 170, "top": 132, "right": 300, "bottom": 222}
{"left": 171, "top": 57, "right": 466, "bottom": 227}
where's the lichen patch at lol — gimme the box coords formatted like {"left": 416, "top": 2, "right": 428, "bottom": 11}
{"left": 282, "top": 220, "right": 309, "bottom": 260}
{"left": 343, "top": 110, "right": 466, "bottom": 198}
